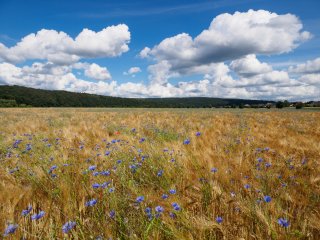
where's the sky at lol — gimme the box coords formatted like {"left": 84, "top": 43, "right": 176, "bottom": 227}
{"left": 0, "top": 0, "right": 319, "bottom": 100}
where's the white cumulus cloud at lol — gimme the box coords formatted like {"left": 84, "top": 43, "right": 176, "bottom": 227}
{"left": 0, "top": 24, "right": 130, "bottom": 65}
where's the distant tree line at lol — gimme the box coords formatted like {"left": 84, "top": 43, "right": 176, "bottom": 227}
{"left": 0, "top": 85, "right": 277, "bottom": 108}
{"left": 0, "top": 85, "right": 317, "bottom": 109}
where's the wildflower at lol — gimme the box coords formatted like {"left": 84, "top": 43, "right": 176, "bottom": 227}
{"left": 93, "top": 171, "right": 100, "bottom": 176}
{"left": 109, "top": 210, "right": 115, "bottom": 219}
{"left": 85, "top": 199, "right": 97, "bottom": 207}
{"left": 109, "top": 187, "right": 115, "bottom": 193}
{"left": 155, "top": 206, "right": 164, "bottom": 213}
{"left": 145, "top": 207, "right": 152, "bottom": 214}
{"left": 157, "top": 170, "right": 164, "bottom": 177}
{"left": 136, "top": 196, "right": 144, "bottom": 203}
{"left": 183, "top": 139, "right": 190, "bottom": 145}
{"left": 88, "top": 165, "right": 96, "bottom": 171}
{"left": 92, "top": 183, "right": 100, "bottom": 189}
{"left": 196, "top": 132, "right": 201, "bottom": 136}
{"left": 277, "top": 218, "right": 290, "bottom": 227}
{"left": 264, "top": 195, "right": 272, "bottom": 203}
{"left": 211, "top": 168, "right": 218, "bottom": 173}
{"left": 216, "top": 216, "right": 223, "bottom": 224}
{"left": 169, "top": 212, "right": 176, "bottom": 218}
{"left": 244, "top": 184, "right": 251, "bottom": 189}
{"left": 172, "top": 202, "right": 181, "bottom": 211}
{"left": 4, "top": 224, "right": 18, "bottom": 236}
{"left": 21, "top": 205, "right": 32, "bottom": 216}
{"left": 31, "top": 211, "right": 45, "bottom": 220}
{"left": 265, "top": 162, "right": 272, "bottom": 168}
{"left": 257, "top": 157, "right": 263, "bottom": 163}
{"left": 145, "top": 207, "right": 152, "bottom": 220}
{"left": 49, "top": 165, "right": 57, "bottom": 173}
{"left": 62, "top": 221, "right": 76, "bottom": 234}
{"left": 100, "top": 170, "right": 111, "bottom": 176}
{"left": 162, "top": 194, "right": 169, "bottom": 199}
{"left": 169, "top": 189, "right": 176, "bottom": 194}
{"left": 139, "top": 138, "right": 145, "bottom": 143}
{"left": 105, "top": 151, "right": 110, "bottom": 156}
{"left": 116, "top": 160, "right": 122, "bottom": 164}
{"left": 101, "top": 182, "right": 110, "bottom": 188}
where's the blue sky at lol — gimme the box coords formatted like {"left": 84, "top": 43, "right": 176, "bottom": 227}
{"left": 0, "top": 0, "right": 319, "bottom": 100}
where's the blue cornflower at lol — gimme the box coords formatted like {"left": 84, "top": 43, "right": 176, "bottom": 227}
{"left": 26, "top": 144, "right": 32, "bottom": 151}
{"left": 145, "top": 207, "right": 153, "bottom": 220}
{"left": 105, "top": 151, "right": 111, "bottom": 156}
{"left": 244, "top": 184, "right": 251, "bottom": 189}
{"left": 93, "top": 171, "right": 100, "bottom": 176}
{"left": 139, "top": 138, "right": 145, "bottom": 143}
{"left": 196, "top": 132, "right": 201, "bottom": 136}
{"left": 21, "top": 205, "right": 33, "bottom": 216}
{"left": 116, "top": 160, "right": 122, "bottom": 164}
{"left": 62, "top": 221, "right": 76, "bottom": 234}
{"left": 257, "top": 157, "right": 263, "bottom": 163}
{"left": 145, "top": 207, "right": 152, "bottom": 214}
{"left": 169, "top": 212, "right": 176, "bottom": 218}
{"left": 183, "top": 139, "right": 190, "bottom": 145}
{"left": 162, "top": 194, "right": 169, "bottom": 199}
{"left": 277, "top": 218, "right": 290, "bottom": 227}
{"left": 4, "top": 224, "right": 18, "bottom": 236}
{"left": 101, "top": 182, "right": 110, "bottom": 188}
{"left": 48, "top": 165, "right": 57, "bottom": 173}
{"left": 31, "top": 211, "right": 45, "bottom": 220}
{"left": 131, "top": 128, "right": 136, "bottom": 132}
{"left": 100, "top": 170, "right": 111, "bottom": 176}
{"left": 157, "top": 170, "right": 164, "bottom": 177}
{"left": 265, "top": 162, "right": 272, "bottom": 168}
{"left": 169, "top": 189, "right": 176, "bottom": 194}
{"left": 85, "top": 199, "right": 97, "bottom": 207}
{"left": 216, "top": 216, "right": 223, "bottom": 224}
{"left": 211, "top": 168, "right": 218, "bottom": 173}
{"left": 172, "top": 202, "right": 181, "bottom": 211}
{"left": 92, "top": 183, "right": 100, "bottom": 189}
{"left": 264, "top": 195, "right": 272, "bottom": 203}
{"left": 109, "top": 210, "right": 115, "bottom": 219}
{"left": 155, "top": 206, "right": 164, "bottom": 213}
{"left": 136, "top": 196, "right": 144, "bottom": 203}
{"left": 109, "top": 187, "right": 115, "bottom": 193}
{"left": 88, "top": 165, "right": 96, "bottom": 171}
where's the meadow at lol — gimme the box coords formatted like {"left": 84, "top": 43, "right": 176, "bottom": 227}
{"left": 0, "top": 108, "right": 319, "bottom": 240}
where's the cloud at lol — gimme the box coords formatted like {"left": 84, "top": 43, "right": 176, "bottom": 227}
{"left": 298, "top": 74, "right": 320, "bottom": 85}
{"left": 142, "top": 10, "right": 311, "bottom": 84}
{"left": 0, "top": 24, "right": 130, "bottom": 65}
{"left": 123, "top": 67, "right": 141, "bottom": 77}
{"left": 139, "top": 47, "right": 151, "bottom": 58}
{"left": 84, "top": 63, "right": 111, "bottom": 81}
{"left": 230, "top": 54, "right": 272, "bottom": 77}
{"left": 289, "top": 57, "right": 320, "bottom": 74}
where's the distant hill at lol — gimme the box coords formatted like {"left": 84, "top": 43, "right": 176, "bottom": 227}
{"left": 0, "top": 85, "right": 274, "bottom": 108}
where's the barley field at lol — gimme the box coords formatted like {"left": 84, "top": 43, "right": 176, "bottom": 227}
{"left": 0, "top": 108, "right": 319, "bottom": 240}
